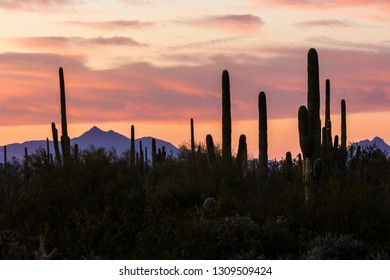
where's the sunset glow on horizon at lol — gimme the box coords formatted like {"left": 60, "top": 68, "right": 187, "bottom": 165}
{"left": 0, "top": 0, "right": 389, "bottom": 159}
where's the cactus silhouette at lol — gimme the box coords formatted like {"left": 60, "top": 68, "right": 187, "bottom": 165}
{"left": 325, "top": 79, "right": 332, "bottom": 146}
{"left": 130, "top": 125, "right": 135, "bottom": 167}
{"left": 139, "top": 141, "right": 144, "bottom": 169}
{"left": 46, "top": 138, "right": 50, "bottom": 162}
{"left": 190, "top": 118, "right": 195, "bottom": 157}
{"left": 152, "top": 138, "right": 157, "bottom": 169}
{"left": 258, "top": 91, "right": 268, "bottom": 179}
{"left": 51, "top": 122, "right": 61, "bottom": 165}
{"left": 298, "top": 48, "right": 323, "bottom": 203}
{"left": 341, "top": 99, "right": 347, "bottom": 151}
{"left": 74, "top": 143, "right": 79, "bottom": 161}
{"left": 59, "top": 67, "right": 70, "bottom": 161}
{"left": 206, "top": 134, "right": 216, "bottom": 164}
{"left": 298, "top": 106, "right": 311, "bottom": 159}
{"left": 307, "top": 48, "right": 321, "bottom": 160}
{"left": 236, "top": 134, "right": 247, "bottom": 176}
{"left": 222, "top": 70, "right": 232, "bottom": 163}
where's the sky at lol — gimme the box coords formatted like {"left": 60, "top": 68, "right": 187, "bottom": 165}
{"left": 0, "top": 0, "right": 389, "bottom": 159}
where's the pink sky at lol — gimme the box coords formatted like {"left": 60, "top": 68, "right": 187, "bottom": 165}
{"left": 0, "top": 0, "right": 389, "bottom": 159}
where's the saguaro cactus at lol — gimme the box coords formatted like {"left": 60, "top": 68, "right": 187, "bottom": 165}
{"left": 130, "top": 125, "right": 135, "bottom": 166}
{"left": 297, "top": 48, "right": 324, "bottom": 203}
{"left": 307, "top": 48, "right": 321, "bottom": 160}
{"left": 190, "top": 118, "right": 195, "bottom": 156}
{"left": 222, "top": 70, "right": 232, "bottom": 163}
{"left": 341, "top": 99, "right": 347, "bottom": 151}
{"left": 139, "top": 141, "right": 144, "bottom": 169}
{"left": 325, "top": 79, "right": 331, "bottom": 129}
{"left": 59, "top": 67, "right": 70, "bottom": 161}
{"left": 206, "top": 134, "right": 216, "bottom": 164}
{"left": 258, "top": 91, "right": 268, "bottom": 179}
{"left": 236, "top": 134, "right": 247, "bottom": 176}
{"left": 152, "top": 138, "right": 157, "bottom": 169}
{"left": 46, "top": 138, "right": 50, "bottom": 161}
{"left": 51, "top": 122, "right": 61, "bottom": 165}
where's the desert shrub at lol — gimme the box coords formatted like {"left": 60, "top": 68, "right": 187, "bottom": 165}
{"left": 305, "top": 232, "right": 370, "bottom": 259}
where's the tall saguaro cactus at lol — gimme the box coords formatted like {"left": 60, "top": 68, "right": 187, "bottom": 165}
{"left": 190, "top": 118, "right": 195, "bottom": 156}
{"left": 298, "top": 48, "right": 323, "bottom": 203}
{"left": 307, "top": 48, "right": 321, "bottom": 160}
{"left": 130, "top": 125, "right": 135, "bottom": 166}
{"left": 222, "top": 70, "right": 232, "bottom": 163}
{"left": 325, "top": 79, "right": 333, "bottom": 150}
{"left": 325, "top": 79, "right": 331, "bottom": 128}
{"left": 341, "top": 99, "right": 347, "bottom": 151}
{"left": 152, "top": 138, "right": 157, "bottom": 169}
{"left": 258, "top": 91, "right": 268, "bottom": 179}
{"left": 59, "top": 67, "right": 70, "bottom": 160}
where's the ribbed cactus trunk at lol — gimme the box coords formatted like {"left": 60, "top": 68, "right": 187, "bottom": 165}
{"left": 144, "top": 147, "right": 148, "bottom": 168}
{"left": 285, "top": 151, "right": 293, "bottom": 181}
{"left": 206, "top": 134, "right": 216, "bottom": 164}
{"left": 59, "top": 67, "right": 70, "bottom": 162}
{"left": 51, "top": 122, "right": 61, "bottom": 165}
{"left": 341, "top": 99, "right": 347, "bottom": 151}
{"left": 161, "top": 146, "right": 166, "bottom": 163}
{"left": 258, "top": 91, "right": 268, "bottom": 179}
{"left": 298, "top": 105, "right": 311, "bottom": 184}
{"left": 130, "top": 125, "right": 135, "bottom": 166}
{"left": 46, "top": 138, "right": 50, "bottom": 161}
{"left": 139, "top": 141, "right": 144, "bottom": 169}
{"left": 190, "top": 118, "right": 195, "bottom": 156}
{"left": 222, "top": 70, "right": 232, "bottom": 163}
{"left": 298, "top": 48, "right": 323, "bottom": 204}
{"left": 307, "top": 48, "right": 321, "bottom": 160}
{"left": 152, "top": 138, "right": 157, "bottom": 169}
{"left": 325, "top": 79, "right": 331, "bottom": 128}
{"left": 236, "top": 134, "right": 247, "bottom": 176}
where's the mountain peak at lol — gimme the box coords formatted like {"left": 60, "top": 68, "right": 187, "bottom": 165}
{"left": 88, "top": 126, "right": 104, "bottom": 133}
{"left": 372, "top": 136, "right": 385, "bottom": 143}
{"left": 357, "top": 136, "right": 390, "bottom": 154}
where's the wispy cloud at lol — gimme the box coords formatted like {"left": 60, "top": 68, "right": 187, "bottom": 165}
{"left": 10, "top": 36, "right": 147, "bottom": 49}
{"left": 166, "top": 37, "right": 240, "bottom": 52}
{"left": 0, "top": 0, "right": 72, "bottom": 11}
{"left": 307, "top": 36, "right": 390, "bottom": 52}
{"left": 177, "top": 14, "right": 263, "bottom": 34}
{"left": 65, "top": 20, "right": 155, "bottom": 30}
{"left": 258, "top": 0, "right": 390, "bottom": 14}
{"left": 295, "top": 19, "right": 354, "bottom": 28}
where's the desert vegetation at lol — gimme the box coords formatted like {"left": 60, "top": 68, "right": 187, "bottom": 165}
{"left": 0, "top": 49, "right": 389, "bottom": 259}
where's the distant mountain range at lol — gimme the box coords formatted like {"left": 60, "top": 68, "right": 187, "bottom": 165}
{"left": 356, "top": 137, "right": 390, "bottom": 154}
{"left": 0, "top": 126, "right": 179, "bottom": 163}
{"left": 0, "top": 128, "right": 388, "bottom": 164}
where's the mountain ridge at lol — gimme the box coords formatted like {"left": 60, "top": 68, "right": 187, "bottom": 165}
{"left": 0, "top": 126, "right": 179, "bottom": 163}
